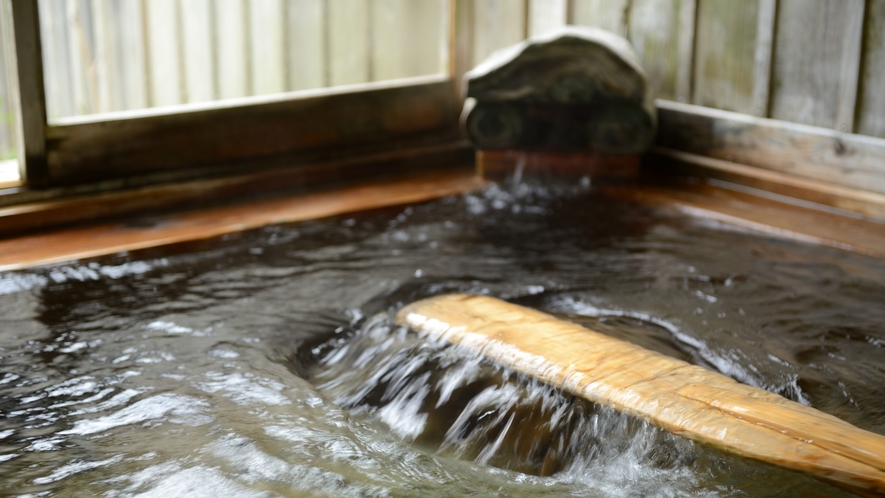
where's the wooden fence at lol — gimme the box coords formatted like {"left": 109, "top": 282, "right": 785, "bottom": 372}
{"left": 1, "top": 0, "right": 884, "bottom": 165}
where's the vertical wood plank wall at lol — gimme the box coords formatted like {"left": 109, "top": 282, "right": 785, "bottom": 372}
{"left": 470, "top": 0, "right": 884, "bottom": 141}
{"left": 1, "top": 0, "right": 884, "bottom": 161}
{"left": 27, "top": 0, "right": 447, "bottom": 121}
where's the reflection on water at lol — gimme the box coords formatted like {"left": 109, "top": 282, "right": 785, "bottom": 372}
{"left": 1, "top": 181, "right": 884, "bottom": 496}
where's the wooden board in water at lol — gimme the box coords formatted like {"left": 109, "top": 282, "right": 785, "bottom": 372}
{"left": 397, "top": 294, "right": 885, "bottom": 497}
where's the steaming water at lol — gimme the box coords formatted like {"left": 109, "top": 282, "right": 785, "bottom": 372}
{"left": 1, "top": 179, "right": 884, "bottom": 497}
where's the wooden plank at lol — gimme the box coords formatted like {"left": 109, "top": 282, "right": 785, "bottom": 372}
{"left": 180, "top": 0, "right": 216, "bottom": 103}
{"left": 90, "top": 0, "right": 115, "bottom": 113}
{"left": 214, "top": 0, "right": 250, "bottom": 99}
{"left": 0, "top": 143, "right": 471, "bottom": 231}
{"left": 857, "top": 0, "right": 885, "bottom": 139}
{"left": 143, "top": 0, "right": 184, "bottom": 107}
{"left": 65, "top": 0, "right": 97, "bottom": 116}
{"left": 371, "top": 0, "right": 445, "bottom": 81}
{"left": 527, "top": 0, "right": 567, "bottom": 37}
{"left": 769, "top": 0, "right": 865, "bottom": 130}
{"left": 627, "top": 0, "right": 695, "bottom": 101}
{"left": 674, "top": 0, "right": 696, "bottom": 102}
{"left": 835, "top": 1, "right": 865, "bottom": 134}
{"left": 570, "top": 0, "right": 630, "bottom": 36}
{"left": 36, "top": 0, "right": 76, "bottom": 118}
{"left": 650, "top": 146, "right": 885, "bottom": 222}
{"left": 398, "top": 294, "right": 885, "bottom": 496}
{"left": 285, "top": 0, "right": 326, "bottom": 91}
{"left": 751, "top": 0, "right": 776, "bottom": 117}
{"left": 92, "top": 0, "right": 150, "bottom": 112}
{"left": 451, "top": 0, "right": 474, "bottom": 93}
{"left": 656, "top": 100, "right": 885, "bottom": 195}
{"left": 10, "top": 0, "right": 48, "bottom": 186}
{"left": 692, "top": 0, "right": 758, "bottom": 114}
{"left": 43, "top": 76, "right": 460, "bottom": 186}
{"left": 472, "top": 0, "right": 526, "bottom": 67}
{"left": 249, "top": 0, "right": 286, "bottom": 95}
{"left": 603, "top": 179, "right": 885, "bottom": 258}
{"left": 0, "top": 168, "right": 483, "bottom": 272}
{"left": 0, "top": 0, "right": 18, "bottom": 160}
{"left": 328, "top": 0, "right": 371, "bottom": 86}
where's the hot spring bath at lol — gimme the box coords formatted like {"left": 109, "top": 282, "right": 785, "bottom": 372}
{"left": 1, "top": 182, "right": 883, "bottom": 497}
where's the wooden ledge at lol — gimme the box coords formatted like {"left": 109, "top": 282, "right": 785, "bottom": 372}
{"left": 649, "top": 146, "right": 885, "bottom": 222}
{"left": 0, "top": 169, "right": 485, "bottom": 272}
{"left": 0, "top": 143, "right": 473, "bottom": 237}
{"left": 601, "top": 180, "right": 885, "bottom": 259}
{"left": 397, "top": 294, "right": 885, "bottom": 497}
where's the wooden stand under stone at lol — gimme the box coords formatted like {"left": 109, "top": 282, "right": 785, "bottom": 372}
{"left": 477, "top": 150, "right": 640, "bottom": 183}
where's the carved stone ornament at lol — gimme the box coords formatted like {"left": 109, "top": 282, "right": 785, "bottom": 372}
{"left": 462, "top": 26, "right": 656, "bottom": 155}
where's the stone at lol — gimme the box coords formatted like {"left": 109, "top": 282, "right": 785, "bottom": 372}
{"left": 462, "top": 26, "right": 656, "bottom": 155}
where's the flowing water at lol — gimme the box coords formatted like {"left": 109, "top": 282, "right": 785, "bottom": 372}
{"left": 1, "top": 179, "right": 884, "bottom": 497}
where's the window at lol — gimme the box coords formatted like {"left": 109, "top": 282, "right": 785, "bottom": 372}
{"left": 5, "top": 0, "right": 458, "bottom": 190}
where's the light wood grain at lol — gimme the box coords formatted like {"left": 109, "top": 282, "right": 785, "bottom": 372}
{"left": 0, "top": 0, "right": 18, "bottom": 160}
{"left": 249, "top": 0, "right": 286, "bottom": 95}
{"left": 770, "top": 0, "right": 865, "bottom": 130}
{"left": 528, "top": 0, "right": 567, "bottom": 37}
{"left": 692, "top": 0, "right": 758, "bottom": 114}
{"left": 0, "top": 169, "right": 483, "bottom": 272}
{"left": 35, "top": 0, "right": 75, "bottom": 118}
{"left": 371, "top": 0, "right": 445, "bottom": 82}
{"left": 603, "top": 179, "right": 885, "bottom": 258}
{"left": 857, "top": 0, "right": 885, "bottom": 139}
{"left": 214, "top": 0, "right": 250, "bottom": 99}
{"left": 328, "top": 0, "right": 371, "bottom": 85}
{"left": 472, "top": 0, "right": 527, "bottom": 67}
{"left": 571, "top": 0, "right": 630, "bottom": 36}
{"left": 144, "top": 0, "right": 184, "bottom": 107}
{"left": 656, "top": 100, "right": 885, "bottom": 195}
{"left": 397, "top": 294, "right": 885, "bottom": 495}
{"left": 181, "top": 0, "right": 216, "bottom": 103}
{"left": 751, "top": 0, "right": 776, "bottom": 117}
{"left": 451, "top": 0, "right": 474, "bottom": 93}
{"left": 627, "top": 0, "right": 695, "bottom": 101}
{"left": 834, "top": 1, "right": 865, "bottom": 134}
{"left": 285, "top": 0, "right": 326, "bottom": 91}
{"left": 651, "top": 146, "right": 885, "bottom": 221}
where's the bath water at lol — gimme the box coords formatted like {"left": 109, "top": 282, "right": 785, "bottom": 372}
{"left": 1, "top": 180, "right": 883, "bottom": 496}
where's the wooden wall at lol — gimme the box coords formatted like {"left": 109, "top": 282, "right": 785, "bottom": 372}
{"left": 1, "top": 0, "right": 884, "bottom": 165}
{"left": 468, "top": 0, "right": 884, "bottom": 140}
{"left": 28, "top": 0, "right": 446, "bottom": 120}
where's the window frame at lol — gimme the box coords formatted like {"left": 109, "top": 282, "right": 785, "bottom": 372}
{"left": 7, "top": 0, "right": 470, "bottom": 190}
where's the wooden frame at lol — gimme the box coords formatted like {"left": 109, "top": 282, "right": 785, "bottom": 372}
{"left": 9, "top": 0, "right": 47, "bottom": 186}
{"left": 6, "top": 0, "right": 464, "bottom": 191}
{"left": 655, "top": 100, "right": 885, "bottom": 198}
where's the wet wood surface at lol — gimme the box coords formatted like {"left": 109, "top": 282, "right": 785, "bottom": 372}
{"left": 650, "top": 146, "right": 885, "bottom": 221}
{"left": 478, "top": 150, "right": 639, "bottom": 180}
{"left": 603, "top": 179, "right": 885, "bottom": 259}
{"left": 0, "top": 169, "right": 484, "bottom": 272}
{"left": 397, "top": 294, "right": 885, "bottom": 496}
{"left": 656, "top": 100, "right": 885, "bottom": 195}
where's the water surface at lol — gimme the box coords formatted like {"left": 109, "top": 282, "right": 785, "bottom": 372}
{"left": 1, "top": 181, "right": 884, "bottom": 496}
